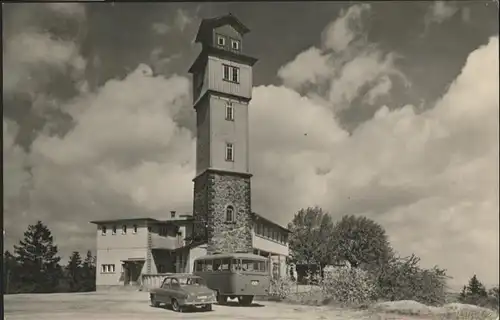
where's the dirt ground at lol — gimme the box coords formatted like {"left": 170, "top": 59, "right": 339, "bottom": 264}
{"left": 3, "top": 291, "right": 413, "bottom": 320}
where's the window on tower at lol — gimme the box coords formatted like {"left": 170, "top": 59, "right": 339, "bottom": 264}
{"left": 217, "top": 35, "right": 225, "bottom": 47}
{"left": 225, "top": 102, "right": 234, "bottom": 121}
{"left": 223, "top": 65, "right": 230, "bottom": 81}
{"left": 231, "top": 39, "right": 240, "bottom": 51}
{"left": 226, "top": 205, "right": 235, "bottom": 222}
{"left": 232, "top": 67, "right": 239, "bottom": 83}
{"left": 225, "top": 143, "right": 234, "bottom": 162}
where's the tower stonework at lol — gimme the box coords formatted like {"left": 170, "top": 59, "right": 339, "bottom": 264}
{"left": 189, "top": 14, "right": 258, "bottom": 254}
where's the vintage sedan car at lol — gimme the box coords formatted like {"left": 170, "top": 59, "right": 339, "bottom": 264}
{"left": 149, "top": 275, "right": 217, "bottom": 312}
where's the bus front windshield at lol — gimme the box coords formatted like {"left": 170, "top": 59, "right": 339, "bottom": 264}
{"left": 231, "top": 259, "right": 267, "bottom": 272}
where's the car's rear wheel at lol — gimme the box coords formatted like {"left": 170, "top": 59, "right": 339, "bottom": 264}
{"left": 171, "top": 298, "right": 182, "bottom": 312}
{"left": 203, "top": 304, "right": 212, "bottom": 311}
{"left": 216, "top": 292, "right": 228, "bottom": 305}
{"left": 238, "top": 295, "right": 254, "bottom": 306}
{"left": 150, "top": 294, "right": 160, "bottom": 307}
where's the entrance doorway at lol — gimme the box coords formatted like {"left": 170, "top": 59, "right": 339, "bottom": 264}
{"left": 121, "top": 259, "right": 145, "bottom": 285}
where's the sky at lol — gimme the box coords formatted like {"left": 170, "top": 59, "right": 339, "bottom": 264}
{"left": 2, "top": 1, "right": 499, "bottom": 289}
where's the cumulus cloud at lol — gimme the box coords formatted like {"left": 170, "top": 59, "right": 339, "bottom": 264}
{"left": 277, "top": 47, "right": 331, "bottom": 90}
{"left": 363, "top": 75, "right": 392, "bottom": 105}
{"left": 152, "top": 8, "right": 199, "bottom": 35}
{"left": 4, "top": 31, "right": 86, "bottom": 96}
{"left": 46, "top": 3, "right": 86, "bottom": 20}
{"left": 4, "top": 63, "right": 196, "bottom": 255}
{"left": 279, "top": 4, "right": 408, "bottom": 113}
{"left": 322, "top": 3, "right": 371, "bottom": 53}
{"left": 251, "top": 36, "right": 499, "bottom": 288}
{"left": 426, "top": 1, "right": 459, "bottom": 25}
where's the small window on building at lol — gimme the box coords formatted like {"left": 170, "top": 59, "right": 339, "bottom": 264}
{"left": 225, "top": 143, "right": 234, "bottom": 162}
{"left": 225, "top": 101, "right": 234, "bottom": 121}
{"left": 101, "top": 264, "right": 115, "bottom": 273}
{"left": 231, "top": 67, "right": 239, "bottom": 83}
{"left": 147, "top": 226, "right": 152, "bottom": 232}
{"left": 231, "top": 39, "right": 240, "bottom": 51}
{"left": 226, "top": 205, "right": 234, "bottom": 222}
{"left": 112, "top": 225, "right": 117, "bottom": 235}
{"left": 223, "top": 64, "right": 230, "bottom": 81}
{"left": 122, "top": 225, "right": 127, "bottom": 235}
{"left": 101, "top": 226, "right": 107, "bottom": 236}
{"left": 217, "top": 35, "right": 225, "bottom": 46}
{"left": 133, "top": 225, "right": 138, "bottom": 234}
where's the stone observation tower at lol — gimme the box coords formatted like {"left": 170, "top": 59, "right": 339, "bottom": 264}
{"left": 188, "top": 14, "right": 258, "bottom": 254}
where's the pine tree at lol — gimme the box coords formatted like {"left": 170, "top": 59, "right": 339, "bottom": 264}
{"left": 467, "top": 274, "right": 488, "bottom": 297}
{"left": 13, "top": 221, "right": 62, "bottom": 293}
{"left": 3, "top": 250, "right": 18, "bottom": 293}
{"left": 65, "top": 251, "right": 83, "bottom": 292}
{"left": 460, "top": 274, "right": 489, "bottom": 306}
{"left": 80, "top": 250, "right": 96, "bottom": 292}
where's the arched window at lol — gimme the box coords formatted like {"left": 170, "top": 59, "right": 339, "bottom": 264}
{"left": 226, "top": 205, "right": 234, "bottom": 222}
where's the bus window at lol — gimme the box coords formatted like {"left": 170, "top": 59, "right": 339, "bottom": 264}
{"left": 220, "top": 258, "right": 230, "bottom": 271}
{"left": 231, "top": 258, "right": 241, "bottom": 271}
{"left": 254, "top": 260, "right": 266, "bottom": 272}
{"left": 241, "top": 259, "right": 256, "bottom": 271}
{"left": 213, "top": 259, "right": 222, "bottom": 271}
{"left": 206, "top": 259, "right": 213, "bottom": 271}
{"left": 195, "top": 260, "right": 203, "bottom": 272}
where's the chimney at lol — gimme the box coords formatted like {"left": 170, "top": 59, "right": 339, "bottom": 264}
{"left": 170, "top": 211, "right": 176, "bottom": 218}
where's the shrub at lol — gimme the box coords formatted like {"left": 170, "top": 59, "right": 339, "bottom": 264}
{"left": 374, "top": 254, "right": 448, "bottom": 306}
{"left": 269, "top": 277, "right": 294, "bottom": 301}
{"left": 319, "top": 266, "right": 375, "bottom": 306}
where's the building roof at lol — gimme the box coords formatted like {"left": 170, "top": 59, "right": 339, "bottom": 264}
{"left": 194, "top": 13, "right": 250, "bottom": 44}
{"left": 89, "top": 212, "right": 289, "bottom": 233}
{"left": 253, "top": 212, "right": 291, "bottom": 233}
{"left": 89, "top": 217, "right": 159, "bottom": 224}
{"left": 89, "top": 215, "right": 193, "bottom": 225}
{"left": 195, "top": 252, "right": 269, "bottom": 261}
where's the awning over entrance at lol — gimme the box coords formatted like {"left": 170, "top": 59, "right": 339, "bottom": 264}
{"left": 121, "top": 258, "right": 145, "bottom": 262}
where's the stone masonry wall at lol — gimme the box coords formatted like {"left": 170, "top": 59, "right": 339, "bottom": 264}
{"left": 192, "top": 173, "right": 209, "bottom": 241}
{"left": 193, "top": 170, "right": 253, "bottom": 254}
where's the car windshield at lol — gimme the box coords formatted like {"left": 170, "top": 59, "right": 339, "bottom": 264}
{"left": 177, "top": 277, "right": 206, "bottom": 286}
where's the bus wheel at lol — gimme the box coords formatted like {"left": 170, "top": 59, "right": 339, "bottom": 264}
{"left": 238, "top": 295, "right": 253, "bottom": 306}
{"left": 217, "top": 292, "right": 228, "bottom": 305}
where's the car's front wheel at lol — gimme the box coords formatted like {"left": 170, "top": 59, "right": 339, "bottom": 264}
{"left": 150, "top": 294, "right": 160, "bottom": 307}
{"left": 171, "top": 298, "right": 182, "bottom": 312}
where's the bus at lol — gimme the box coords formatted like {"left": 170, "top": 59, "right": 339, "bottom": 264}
{"left": 193, "top": 252, "right": 270, "bottom": 305}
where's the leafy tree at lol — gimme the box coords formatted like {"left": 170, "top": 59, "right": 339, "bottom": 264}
{"left": 330, "top": 215, "right": 393, "bottom": 270}
{"left": 80, "top": 250, "right": 96, "bottom": 292}
{"left": 65, "top": 251, "right": 83, "bottom": 292}
{"left": 13, "top": 221, "right": 62, "bottom": 293}
{"left": 287, "top": 207, "right": 335, "bottom": 279}
{"left": 374, "top": 253, "right": 448, "bottom": 305}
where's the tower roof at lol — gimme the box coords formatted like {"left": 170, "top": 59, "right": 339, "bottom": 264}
{"left": 194, "top": 13, "right": 251, "bottom": 44}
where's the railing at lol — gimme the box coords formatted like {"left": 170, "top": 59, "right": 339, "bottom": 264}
{"left": 141, "top": 273, "right": 171, "bottom": 291}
